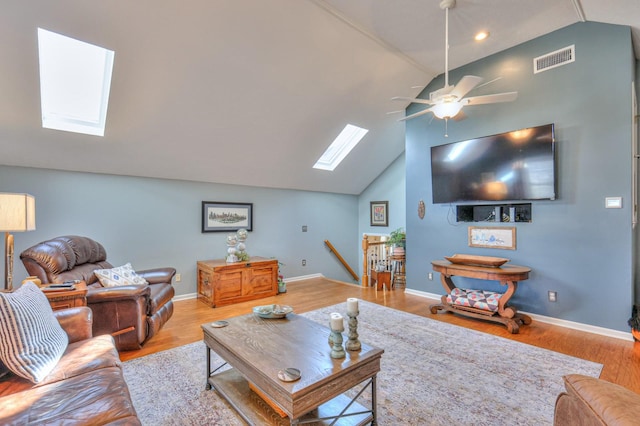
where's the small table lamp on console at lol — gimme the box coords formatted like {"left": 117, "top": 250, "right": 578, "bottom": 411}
{"left": 0, "top": 193, "right": 36, "bottom": 291}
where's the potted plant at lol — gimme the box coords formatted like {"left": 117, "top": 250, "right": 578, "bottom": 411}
{"left": 278, "top": 262, "right": 287, "bottom": 293}
{"left": 386, "top": 227, "right": 406, "bottom": 255}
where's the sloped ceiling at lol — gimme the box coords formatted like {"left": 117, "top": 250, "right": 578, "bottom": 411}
{"left": 0, "top": 0, "right": 638, "bottom": 194}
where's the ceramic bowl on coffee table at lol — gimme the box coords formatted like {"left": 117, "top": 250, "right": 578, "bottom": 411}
{"left": 253, "top": 304, "right": 293, "bottom": 319}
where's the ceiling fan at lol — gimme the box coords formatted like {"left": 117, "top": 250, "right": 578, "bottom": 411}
{"left": 392, "top": 0, "right": 517, "bottom": 123}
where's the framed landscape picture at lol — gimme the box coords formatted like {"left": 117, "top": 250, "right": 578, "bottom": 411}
{"left": 468, "top": 226, "right": 516, "bottom": 250}
{"left": 202, "top": 202, "right": 253, "bottom": 232}
{"left": 370, "top": 201, "right": 389, "bottom": 227}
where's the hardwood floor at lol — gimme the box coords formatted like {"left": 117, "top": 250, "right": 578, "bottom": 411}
{"left": 120, "top": 277, "right": 640, "bottom": 394}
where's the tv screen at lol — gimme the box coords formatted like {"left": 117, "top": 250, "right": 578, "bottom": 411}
{"left": 430, "top": 124, "right": 556, "bottom": 204}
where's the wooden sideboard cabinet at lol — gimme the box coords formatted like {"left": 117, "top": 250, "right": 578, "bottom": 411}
{"left": 197, "top": 257, "right": 278, "bottom": 307}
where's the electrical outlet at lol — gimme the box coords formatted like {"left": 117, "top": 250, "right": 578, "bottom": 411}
{"left": 428, "top": 272, "right": 433, "bottom": 280}
{"left": 302, "top": 259, "right": 306, "bottom": 266}
{"left": 175, "top": 273, "right": 181, "bottom": 282}
{"left": 302, "top": 225, "right": 308, "bottom": 232}
{"left": 548, "top": 291, "right": 557, "bottom": 302}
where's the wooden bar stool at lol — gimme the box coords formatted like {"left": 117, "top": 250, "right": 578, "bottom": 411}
{"left": 390, "top": 254, "right": 406, "bottom": 289}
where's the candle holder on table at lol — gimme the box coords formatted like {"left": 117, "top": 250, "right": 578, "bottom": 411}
{"left": 346, "top": 311, "right": 361, "bottom": 351}
{"left": 329, "top": 313, "right": 346, "bottom": 359}
{"left": 330, "top": 330, "right": 346, "bottom": 359}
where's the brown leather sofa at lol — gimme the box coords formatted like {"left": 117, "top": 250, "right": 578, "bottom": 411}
{"left": 20, "top": 235, "right": 176, "bottom": 351}
{"left": 554, "top": 374, "right": 640, "bottom": 425}
{"left": 0, "top": 306, "right": 140, "bottom": 425}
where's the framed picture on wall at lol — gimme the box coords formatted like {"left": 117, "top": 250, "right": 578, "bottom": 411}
{"left": 370, "top": 201, "right": 389, "bottom": 227}
{"left": 468, "top": 226, "right": 516, "bottom": 250}
{"left": 202, "top": 201, "right": 253, "bottom": 232}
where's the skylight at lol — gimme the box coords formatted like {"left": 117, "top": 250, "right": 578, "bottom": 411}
{"left": 313, "top": 124, "right": 368, "bottom": 171}
{"left": 38, "top": 28, "right": 114, "bottom": 137}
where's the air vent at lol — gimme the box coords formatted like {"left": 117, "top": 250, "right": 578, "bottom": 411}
{"left": 534, "top": 45, "right": 575, "bottom": 74}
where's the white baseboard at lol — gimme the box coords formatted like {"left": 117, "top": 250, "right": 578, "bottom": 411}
{"left": 173, "top": 292, "right": 198, "bottom": 302}
{"left": 404, "top": 288, "right": 634, "bottom": 342}
{"left": 283, "top": 273, "right": 324, "bottom": 282}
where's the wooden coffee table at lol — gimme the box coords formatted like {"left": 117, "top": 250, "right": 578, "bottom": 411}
{"left": 202, "top": 312, "right": 384, "bottom": 425}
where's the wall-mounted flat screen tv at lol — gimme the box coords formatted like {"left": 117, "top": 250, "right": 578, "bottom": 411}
{"left": 430, "top": 123, "right": 556, "bottom": 204}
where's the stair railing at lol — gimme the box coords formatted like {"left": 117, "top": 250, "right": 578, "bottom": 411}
{"left": 362, "top": 234, "right": 391, "bottom": 287}
{"left": 323, "top": 240, "right": 359, "bottom": 282}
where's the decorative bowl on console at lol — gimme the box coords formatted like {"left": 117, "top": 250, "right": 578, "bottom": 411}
{"left": 444, "top": 254, "right": 509, "bottom": 267}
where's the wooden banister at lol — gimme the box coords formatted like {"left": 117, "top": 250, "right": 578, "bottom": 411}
{"left": 362, "top": 234, "right": 388, "bottom": 287}
{"left": 324, "top": 240, "right": 359, "bottom": 282}
{"left": 362, "top": 235, "right": 368, "bottom": 287}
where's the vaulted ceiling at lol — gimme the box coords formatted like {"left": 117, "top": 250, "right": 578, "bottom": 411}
{"left": 1, "top": 1, "right": 638, "bottom": 194}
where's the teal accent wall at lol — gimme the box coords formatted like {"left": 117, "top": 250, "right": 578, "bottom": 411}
{"left": 405, "top": 22, "right": 636, "bottom": 331}
{"left": 634, "top": 60, "right": 640, "bottom": 306}
{"left": 0, "top": 165, "right": 360, "bottom": 295}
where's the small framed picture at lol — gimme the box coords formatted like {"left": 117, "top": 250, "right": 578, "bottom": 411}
{"left": 202, "top": 202, "right": 253, "bottom": 233}
{"left": 468, "top": 226, "right": 516, "bottom": 250}
{"left": 370, "top": 201, "right": 389, "bottom": 227}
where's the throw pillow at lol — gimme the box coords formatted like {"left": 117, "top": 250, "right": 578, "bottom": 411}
{"left": 0, "top": 281, "right": 68, "bottom": 383}
{"left": 94, "top": 263, "right": 148, "bottom": 287}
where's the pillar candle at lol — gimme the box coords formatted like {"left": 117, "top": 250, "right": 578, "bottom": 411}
{"left": 347, "top": 297, "right": 359, "bottom": 314}
{"left": 330, "top": 313, "right": 344, "bottom": 331}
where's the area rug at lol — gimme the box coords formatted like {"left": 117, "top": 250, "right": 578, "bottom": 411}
{"left": 122, "top": 301, "right": 602, "bottom": 425}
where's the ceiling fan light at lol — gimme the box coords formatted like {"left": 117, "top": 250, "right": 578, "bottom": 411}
{"left": 475, "top": 31, "right": 489, "bottom": 41}
{"left": 432, "top": 102, "right": 463, "bottom": 119}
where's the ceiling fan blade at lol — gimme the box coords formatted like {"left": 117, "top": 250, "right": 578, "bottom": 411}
{"left": 398, "top": 107, "right": 435, "bottom": 122}
{"left": 391, "top": 96, "right": 433, "bottom": 105}
{"left": 463, "top": 91, "right": 518, "bottom": 106}
{"left": 475, "top": 76, "right": 502, "bottom": 90}
{"left": 449, "top": 75, "right": 483, "bottom": 100}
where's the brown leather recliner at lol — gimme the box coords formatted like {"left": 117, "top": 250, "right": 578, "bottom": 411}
{"left": 554, "top": 374, "right": 640, "bottom": 425}
{"left": 20, "top": 235, "right": 176, "bottom": 351}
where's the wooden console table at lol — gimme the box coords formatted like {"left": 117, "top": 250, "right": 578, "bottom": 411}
{"left": 429, "top": 260, "right": 532, "bottom": 333}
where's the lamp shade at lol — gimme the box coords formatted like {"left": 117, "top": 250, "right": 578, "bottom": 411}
{"left": 0, "top": 193, "right": 36, "bottom": 232}
{"left": 432, "top": 101, "right": 464, "bottom": 119}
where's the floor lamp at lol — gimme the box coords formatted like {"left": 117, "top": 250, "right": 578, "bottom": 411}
{"left": 0, "top": 193, "right": 36, "bottom": 291}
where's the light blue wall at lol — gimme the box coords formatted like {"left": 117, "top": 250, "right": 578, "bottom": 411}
{"left": 0, "top": 165, "right": 360, "bottom": 295}
{"left": 406, "top": 22, "right": 636, "bottom": 331}
{"left": 357, "top": 153, "right": 406, "bottom": 280}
